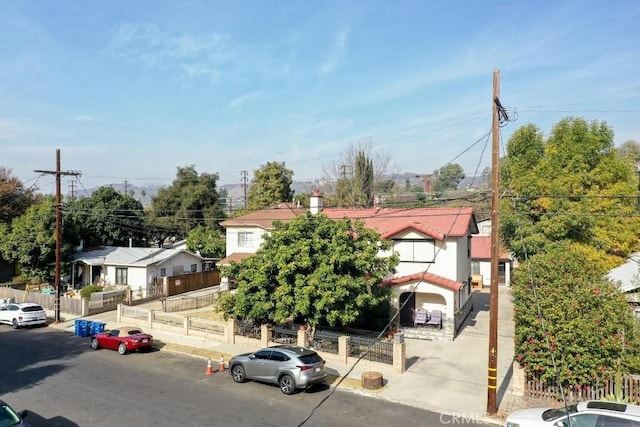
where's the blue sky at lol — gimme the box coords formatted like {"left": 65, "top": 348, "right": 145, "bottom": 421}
{"left": 1, "top": 0, "right": 638, "bottom": 194}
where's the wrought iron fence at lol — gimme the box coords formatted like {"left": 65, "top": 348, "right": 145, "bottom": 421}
{"left": 153, "top": 311, "right": 184, "bottom": 327}
{"left": 271, "top": 325, "right": 298, "bottom": 344}
{"left": 349, "top": 335, "right": 393, "bottom": 365}
{"left": 122, "top": 306, "right": 149, "bottom": 320}
{"left": 188, "top": 318, "right": 224, "bottom": 335}
{"left": 162, "top": 293, "right": 218, "bottom": 312}
{"left": 311, "top": 330, "right": 340, "bottom": 354}
{"left": 237, "top": 320, "right": 260, "bottom": 339}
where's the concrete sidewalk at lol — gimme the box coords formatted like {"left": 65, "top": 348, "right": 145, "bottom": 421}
{"left": 46, "top": 286, "right": 525, "bottom": 426}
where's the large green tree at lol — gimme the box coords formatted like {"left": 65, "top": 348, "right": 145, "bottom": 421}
{"left": 500, "top": 118, "right": 640, "bottom": 262}
{"left": 0, "top": 167, "right": 36, "bottom": 225}
{"left": 149, "top": 166, "right": 226, "bottom": 243}
{"left": 246, "top": 161, "right": 294, "bottom": 210}
{"left": 0, "top": 198, "right": 76, "bottom": 281}
{"left": 186, "top": 225, "right": 225, "bottom": 259}
{"left": 219, "top": 212, "right": 398, "bottom": 332}
{"left": 432, "top": 163, "right": 465, "bottom": 194}
{"left": 68, "top": 186, "right": 148, "bottom": 247}
{"left": 512, "top": 242, "right": 640, "bottom": 387}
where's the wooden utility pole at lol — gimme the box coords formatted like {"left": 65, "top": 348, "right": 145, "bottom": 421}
{"left": 35, "top": 149, "right": 81, "bottom": 323}
{"left": 487, "top": 70, "right": 501, "bottom": 414}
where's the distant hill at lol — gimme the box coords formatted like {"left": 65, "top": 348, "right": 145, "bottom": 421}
{"left": 71, "top": 172, "right": 488, "bottom": 208}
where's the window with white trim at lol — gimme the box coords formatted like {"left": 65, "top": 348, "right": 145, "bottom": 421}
{"left": 115, "top": 267, "right": 128, "bottom": 285}
{"left": 238, "top": 232, "right": 254, "bottom": 248}
{"left": 471, "top": 261, "right": 481, "bottom": 275}
{"left": 191, "top": 263, "right": 197, "bottom": 273}
{"left": 393, "top": 239, "right": 435, "bottom": 262}
{"left": 160, "top": 268, "right": 167, "bottom": 277}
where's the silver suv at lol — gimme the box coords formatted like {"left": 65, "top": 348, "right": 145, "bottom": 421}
{"left": 229, "top": 345, "right": 327, "bottom": 394}
{"left": 505, "top": 400, "right": 640, "bottom": 426}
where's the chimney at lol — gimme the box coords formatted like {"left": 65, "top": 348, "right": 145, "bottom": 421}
{"left": 310, "top": 189, "right": 323, "bottom": 214}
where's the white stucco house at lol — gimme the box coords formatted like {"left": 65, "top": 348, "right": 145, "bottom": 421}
{"left": 219, "top": 193, "right": 479, "bottom": 340}
{"left": 71, "top": 246, "right": 204, "bottom": 298}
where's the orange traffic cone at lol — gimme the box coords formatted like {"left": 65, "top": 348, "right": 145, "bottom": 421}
{"left": 205, "top": 358, "right": 213, "bottom": 375}
{"left": 219, "top": 356, "right": 225, "bottom": 372}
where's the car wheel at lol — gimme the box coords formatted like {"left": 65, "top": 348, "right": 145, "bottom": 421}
{"left": 11, "top": 319, "right": 18, "bottom": 329}
{"left": 117, "top": 343, "right": 127, "bottom": 355}
{"left": 279, "top": 374, "right": 295, "bottom": 395}
{"left": 91, "top": 338, "right": 100, "bottom": 350}
{"left": 231, "top": 365, "right": 245, "bottom": 383}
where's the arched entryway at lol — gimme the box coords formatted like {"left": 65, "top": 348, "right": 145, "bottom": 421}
{"left": 399, "top": 292, "right": 415, "bottom": 326}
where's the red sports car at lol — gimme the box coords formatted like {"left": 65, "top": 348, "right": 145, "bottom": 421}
{"left": 90, "top": 326, "right": 154, "bottom": 355}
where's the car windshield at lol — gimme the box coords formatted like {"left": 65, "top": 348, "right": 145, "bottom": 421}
{"left": 0, "top": 404, "right": 22, "bottom": 426}
{"left": 298, "top": 353, "right": 323, "bottom": 364}
{"left": 22, "top": 306, "right": 44, "bottom": 312}
{"left": 542, "top": 404, "right": 578, "bottom": 421}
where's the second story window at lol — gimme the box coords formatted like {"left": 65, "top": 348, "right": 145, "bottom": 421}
{"left": 394, "top": 239, "right": 435, "bottom": 263}
{"left": 160, "top": 268, "right": 167, "bottom": 277}
{"left": 238, "top": 231, "right": 254, "bottom": 248}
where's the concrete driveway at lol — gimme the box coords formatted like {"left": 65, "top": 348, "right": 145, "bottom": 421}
{"left": 392, "top": 285, "right": 516, "bottom": 416}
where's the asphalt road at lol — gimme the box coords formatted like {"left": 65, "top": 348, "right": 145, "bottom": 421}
{"left": 0, "top": 326, "right": 496, "bottom": 426}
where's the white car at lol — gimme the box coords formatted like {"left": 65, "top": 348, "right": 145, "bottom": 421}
{"left": 0, "top": 302, "right": 47, "bottom": 329}
{"left": 505, "top": 400, "right": 640, "bottom": 426}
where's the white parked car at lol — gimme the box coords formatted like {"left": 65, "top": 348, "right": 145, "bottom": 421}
{"left": 505, "top": 400, "right": 640, "bottom": 427}
{"left": 0, "top": 302, "right": 47, "bottom": 329}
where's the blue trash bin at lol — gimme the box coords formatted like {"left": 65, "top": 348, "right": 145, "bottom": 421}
{"left": 92, "top": 322, "right": 105, "bottom": 334}
{"left": 74, "top": 319, "right": 82, "bottom": 336}
{"left": 80, "top": 320, "right": 92, "bottom": 337}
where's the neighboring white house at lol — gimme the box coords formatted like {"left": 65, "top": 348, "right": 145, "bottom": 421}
{"left": 219, "top": 193, "right": 479, "bottom": 340}
{"left": 71, "top": 246, "right": 204, "bottom": 298}
{"left": 470, "top": 218, "right": 514, "bottom": 287}
{"left": 608, "top": 252, "right": 640, "bottom": 294}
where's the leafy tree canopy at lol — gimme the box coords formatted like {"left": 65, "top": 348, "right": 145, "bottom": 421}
{"left": 68, "top": 186, "right": 149, "bottom": 248}
{"left": 0, "top": 198, "right": 76, "bottom": 281}
{"left": 246, "top": 161, "right": 294, "bottom": 210}
{"left": 512, "top": 242, "right": 640, "bottom": 386}
{"left": 500, "top": 117, "right": 640, "bottom": 261}
{"left": 219, "top": 212, "right": 399, "bottom": 330}
{"left": 149, "top": 165, "right": 226, "bottom": 243}
{"left": 433, "top": 163, "right": 465, "bottom": 193}
{"left": 186, "top": 225, "right": 225, "bottom": 259}
{"left": 0, "top": 167, "right": 35, "bottom": 225}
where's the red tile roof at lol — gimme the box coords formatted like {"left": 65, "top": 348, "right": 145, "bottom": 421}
{"left": 381, "top": 272, "right": 463, "bottom": 291}
{"left": 470, "top": 235, "right": 511, "bottom": 260}
{"left": 322, "top": 206, "right": 477, "bottom": 240}
{"left": 220, "top": 203, "right": 306, "bottom": 229}
{"left": 217, "top": 252, "right": 254, "bottom": 265}
{"left": 223, "top": 205, "right": 477, "bottom": 240}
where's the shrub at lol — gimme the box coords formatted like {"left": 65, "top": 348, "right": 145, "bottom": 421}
{"left": 80, "top": 285, "right": 103, "bottom": 299}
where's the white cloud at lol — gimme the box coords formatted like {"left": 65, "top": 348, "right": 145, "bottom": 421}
{"left": 108, "top": 23, "right": 230, "bottom": 80}
{"left": 319, "top": 28, "right": 349, "bottom": 76}
{"left": 227, "top": 91, "right": 264, "bottom": 109}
